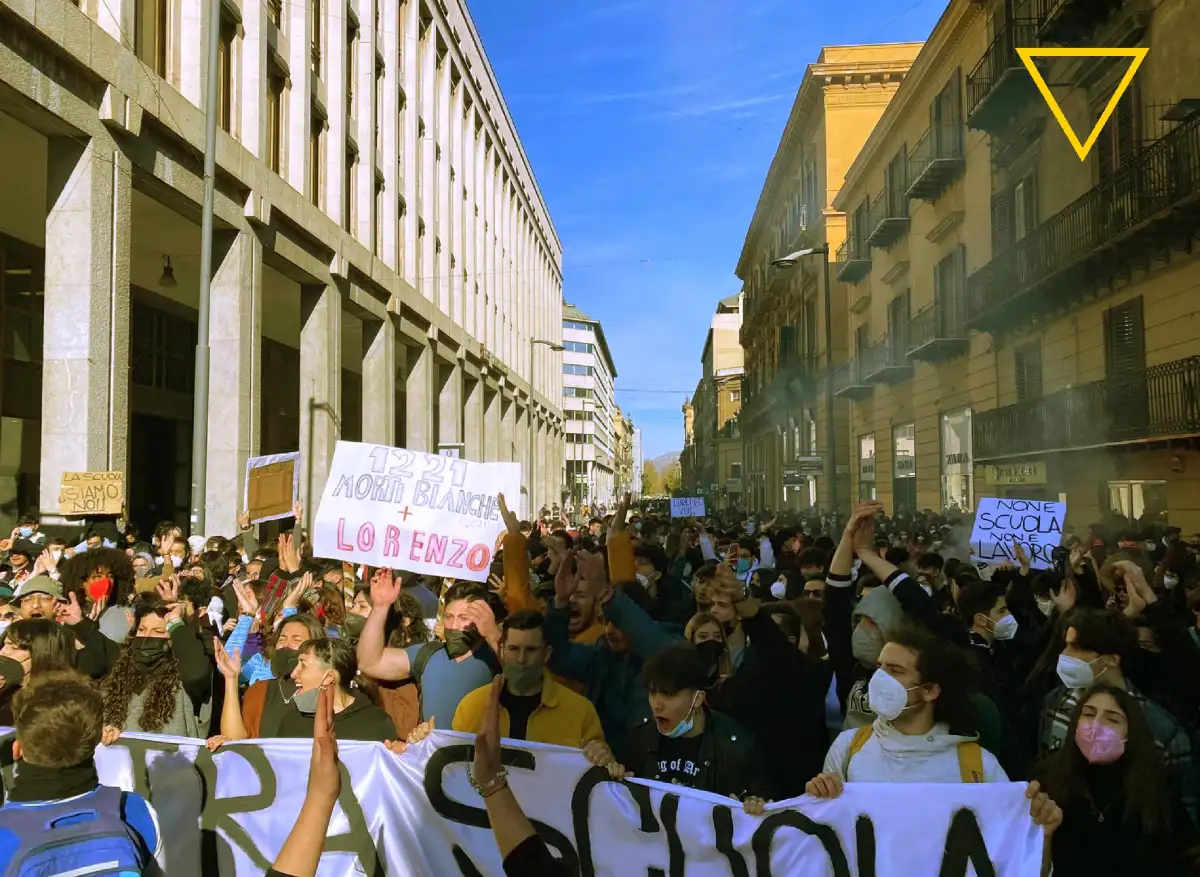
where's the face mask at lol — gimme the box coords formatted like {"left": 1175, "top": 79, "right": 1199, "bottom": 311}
{"left": 664, "top": 691, "right": 701, "bottom": 739}
{"left": 1036, "top": 597, "right": 1056, "bottom": 618}
{"left": 736, "top": 559, "right": 751, "bottom": 575}
{"left": 634, "top": 523, "right": 642, "bottom": 533}
{"left": 851, "top": 623, "right": 884, "bottom": 667}
{"left": 444, "top": 629, "right": 475, "bottom": 659}
{"left": 0, "top": 620, "right": 10, "bottom": 639}
{"left": 695, "top": 640, "right": 725, "bottom": 684}
{"left": 17, "top": 527, "right": 32, "bottom": 538}
{"left": 131, "top": 636, "right": 171, "bottom": 669}
{"left": 1057, "top": 654, "right": 1100, "bottom": 689}
{"left": 86, "top": 577, "right": 114, "bottom": 603}
{"left": 502, "top": 662, "right": 543, "bottom": 691}
{"left": 240, "top": 552, "right": 250, "bottom": 566}
{"left": 168, "top": 556, "right": 183, "bottom": 569}
{"left": 292, "top": 686, "right": 322, "bottom": 715}
{"left": 867, "top": 669, "right": 921, "bottom": 721}
{"left": 0, "top": 654, "right": 25, "bottom": 686}
{"left": 1075, "top": 720, "right": 1126, "bottom": 765}
{"left": 991, "top": 614, "right": 1019, "bottom": 641}
{"left": 1164, "top": 573, "right": 1180, "bottom": 590}
{"left": 50, "top": 549, "right": 62, "bottom": 563}
{"left": 272, "top": 647, "right": 300, "bottom": 679}
{"left": 1145, "top": 541, "right": 1156, "bottom": 553}
{"left": 341, "top": 613, "right": 367, "bottom": 639}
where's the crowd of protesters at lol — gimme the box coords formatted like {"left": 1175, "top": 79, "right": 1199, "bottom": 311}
{"left": 0, "top": 490, "right": 1198, "bottom": 876}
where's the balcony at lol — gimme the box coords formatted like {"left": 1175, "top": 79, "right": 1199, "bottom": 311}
{"left": 865, "top": 187, "right": 910, "bottom": 249}
{"left": 973, "top": 356, "right": 1200, "bottom": 460}
{"left": 966, "top": 18, "right": 1040, "bottom": 134}
{"left": 833, "top": 361, "right": 873, "bottom": 400}
{"left": 861, "top": 336, "right": 913, "bottom": 385}
{"left": 1037, "top": 0, "right": 1123, "bottom": 45}
{"left": 908, "top": 297, "right": 969, "bottom": 363}
{"left": 835, "top": 234, "right": 871, "bottom": 284}
{"left": 906, "top": 121, "right": 965, "bottom": 203}
{"left": 966, "top": 114, "right": 1200, "bottom": 333}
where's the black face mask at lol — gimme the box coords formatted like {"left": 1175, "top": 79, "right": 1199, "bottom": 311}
{"left": 131, "top": 636, "right": 171, "bottom": 669}
{"left": 444, "top": 628, "right": 479, "bottom": 659}
{"left": 0, "top": 655, "right": 26, "bottom": 687}
{"left": 341, "top": 613, "right": 367, "bottom": 640}
{"left": 272, "top": 647, "right": 300, "bottom": 679}
{"left": 695, "top": 640, "right": 725, "bottom": 685}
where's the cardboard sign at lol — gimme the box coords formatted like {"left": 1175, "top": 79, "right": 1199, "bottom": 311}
{"left": 670, "top": 496, "right": 706, "bottom": 518}
{"left": 970, "top": 497, "right": 1066, "bottom": 569}
{"left": 312, "top": 441, "right": 520, "bottom": 582}
{"left": 244, "top": 453, "right": 300, "bottom": 524}
{"left": 58, "top": 471, "right": 124, "bottom": 516}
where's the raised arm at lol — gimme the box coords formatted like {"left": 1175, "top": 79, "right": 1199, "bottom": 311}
{"left": 355, "top": 569, "right": 412, "bottom": 681}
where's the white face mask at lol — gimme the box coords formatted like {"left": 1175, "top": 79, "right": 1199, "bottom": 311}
{"left": 1036, "top": 597, "right": 1056, "bottom": 618}
{"left": 1057, "top": 654, "right": 1100, "bottom": 689}
{"left": 1165, "top": 573, "right": 1180, "bottom": 590}
{"left": 991, "top": 614, "right": 1019, "bottom": 641}
{"left": 867, "top": 669, "right": 921, "bottom": 721}
{"left": 1145, "top": 541, "right": 1157, "bottom": 553}
{"left": 0, "top": 620, "right": 10, "bottom": 637}
{"left": 49, "top": 549, "right": 62, "bottom": 562}
{"left": 168, "top": 555, "right": 183, "bottom": 569}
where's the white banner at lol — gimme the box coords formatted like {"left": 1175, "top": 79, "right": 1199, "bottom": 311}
{"left": 970, "top": 497, "right": 1066, "bottom": 570}
{"left": 670, "top": 497, "right": 706, "bottom": 518}
{"left": 19, "top": 731, "right": 1047, "bottom": 877}
{"left": 313, "top": 441, "right": 520, "bottom": 583}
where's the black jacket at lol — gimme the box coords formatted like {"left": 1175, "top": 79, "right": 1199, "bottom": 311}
{"left": 626, "top": 708, "right": 770, "bottom": 801}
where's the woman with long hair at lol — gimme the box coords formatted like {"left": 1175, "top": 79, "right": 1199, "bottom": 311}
{"left": 0, "top": 618, "right": 77, "bottom": 723}
{"left": 1037, "top": 682, "right": 1197, "bottom": 875}
{"left": 99, "top": 581, "right": 214, "bottom": 739}
{"left": 684, "top": 611, "right": 732, "bottom": 685}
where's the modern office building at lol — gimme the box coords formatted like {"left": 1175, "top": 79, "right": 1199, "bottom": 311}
{"left": 0, "top": 0, "right": 565, "bottom": 534}
{"left": 562, "top": 303, "right": 617, "bottom": 509}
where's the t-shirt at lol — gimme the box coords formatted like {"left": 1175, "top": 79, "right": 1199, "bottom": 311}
{"left": 406, "top": 643, "right": 497, "bottom": 723}
{"left": 499, "top": 688, "right": 541, "bottom": 741}
{"left": 648, "top": 733, "right": 704, "bottom": 788}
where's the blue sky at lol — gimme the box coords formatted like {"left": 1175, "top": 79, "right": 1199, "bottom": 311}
{"left": 470, "top": 0, "right": 945, "bottom": 458}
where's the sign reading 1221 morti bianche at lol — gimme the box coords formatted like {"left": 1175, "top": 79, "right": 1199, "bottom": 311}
{"left": 313, "top": 441, "right": 520, "bottom": 582}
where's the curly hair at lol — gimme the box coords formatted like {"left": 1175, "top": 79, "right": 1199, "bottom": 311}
{"left": 56, "top": 548, "right": 135, "bottom": 606}
{"left": 100, "top": 600, "right": 182, "bottom": 733}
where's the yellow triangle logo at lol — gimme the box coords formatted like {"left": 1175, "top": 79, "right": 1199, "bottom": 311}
{"left": 1016, "top": 47, "right": 1148, "bottom": 162}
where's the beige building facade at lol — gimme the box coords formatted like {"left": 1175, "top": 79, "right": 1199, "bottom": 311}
{"left": 833, "top": 0, "right": 1200, "bottom": 529}
{"left": 0, "top": 0, "right": 565, "bottom": 533}
{"left": 737, "top": 43, "right": 923, "bottom": 513}
{"left": 684, "top": 294, "right": 745, "bottom": 510}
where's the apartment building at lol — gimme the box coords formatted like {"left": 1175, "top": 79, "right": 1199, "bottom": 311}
{"left": 632, "top": 426, "right": 644, "bottom": 500}
{"left": 613, "top": 408, "right": 635, "bottom": 498}
{"left": 563, "top": 303, "right": 618, "bottom": 509}
{"left": 736, "top": 43, "right": 923, "bottom": 513}
{"left": 0, "top": 0, "right": 565, "bottom": 533}
{"left": 833, "top": 0, "right": 1200, "bottom": 528}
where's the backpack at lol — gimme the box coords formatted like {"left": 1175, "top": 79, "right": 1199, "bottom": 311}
{"left": 844, "top": 724, "right": 985, "bottom": 783}
{"left": 0, "top": 785, "right": 152, "bottom": 877}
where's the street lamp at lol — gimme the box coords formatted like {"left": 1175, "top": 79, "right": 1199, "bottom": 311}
{"left": 771, "top": 244, "right": 838, "bottom": 514}
{"left": 529, "top": 338, "right": 565, "bottom": 518}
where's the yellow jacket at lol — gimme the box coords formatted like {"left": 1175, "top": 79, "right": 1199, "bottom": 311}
{"left": 452, "top": 669, "right": 606, "bottom": 749}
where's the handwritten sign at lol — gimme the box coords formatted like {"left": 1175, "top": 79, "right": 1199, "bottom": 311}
{"left": 970, "top": 497, "right": 1066, "bottom": 569}
{"left": 313, "top": 441, "right": 520, "bottom": 582}
{"left": 58, "top": 470, "right": 124, "bottom": 516}
{"left": 670, "top": 496, "right": 706, "bottom": 518}
{"left": 244, "top": 452, "right": 301, "bottom": 524}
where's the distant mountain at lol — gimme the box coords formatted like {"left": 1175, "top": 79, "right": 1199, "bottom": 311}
{"left": 649, "top": 451, "right": 680, "bottom": 471}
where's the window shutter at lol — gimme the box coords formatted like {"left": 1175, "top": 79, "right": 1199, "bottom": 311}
{"left": 1116, "top": 86, "right": 1137, "bottom": 167}
{"left": 1023, "top": 169, "right": 1038, "bottom": 234}
{"left": 1015, "top": 342, "right": 1043, "bottom": 402}
{"left": 1104, "top": 297, "right": 1145, "bottom": 377}
{"left": 991, "top": 190, "right": 1012, "bottom": 257}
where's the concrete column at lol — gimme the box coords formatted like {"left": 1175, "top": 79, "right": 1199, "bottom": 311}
{"left": 484, "top": 387, "right": 501, "bottom": 461}
{"left": 419, "top": 25, "right": 437, "bottom": 301}
{"left": 437, "top": 52, "right": 452, "bottom": 316}
{"left": 401, "top": 0, "right": 419, "bottom": 283}
{"left": 462, "top": 376, "right": 482, "bottom": 462}
{"left": 501, "top": 394, "right": 516, "bottom": 463}
{"left": 438, "top": 361, "right": 463, "bottom": 445}
{"left": 361, "top": 315, "right": 396, "bottom": 445}
{"left": 405, "top": 343, "right": 435, "bottom": 451}
{"left": 205, "top": 231, "right": 263, "bottom": 533}
{"left": 485, "top": 149, "right": 496, "bottom": 351}
{"left": 299, "top": 284, "right": 342, "bottom": 519}
{"left": 287, "top": 0, "right": 313, "bottom": 198}
{"left": 241, "top": 0, "right": 268, "bottom": 159}
{"left": 517, "top": 403, "right": 531, "bottom": 516}
{"left": 39, "top": 139, "right": 131, "bottom": 519}
{"left": 450, "top": 79, "right": 464, "bottom": 327}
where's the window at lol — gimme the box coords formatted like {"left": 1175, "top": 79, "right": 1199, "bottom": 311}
{"left": 309, "top": 115, "right": 323, "bottom": 207}
{"left": 216, "top": 19, "right": 235, "bottom": 133}
{"left": 854, "top": 324, "right": 869, "bottom": 355}
{"left": 1014, "top": 341, "right": 1043, "bottom": 401}
{"left": 563, "top": 340, "right": 593, "bottom": 354}
{"left": 730, "top": 389, "right": 740, "bottom": 402}
{"left": 564, "top": 320, "right": 592, "bottom": 332}
{"left": 346, "top": 25, "right": 356, "bottom": 117}
{"left": 135, "top": 0, "right": 169, "bottom": 78}
{"left": 564, "top": 364, "right": 593, "bottom": 377}
{"left": 858, "top": 434, "right": 876, "bottom": 501}
{"left": 1104, "top": 296, "right": 1145, "bottom": 378}
{"left": 730, "top": 462, "right": 742, "bottom": 479}
{"left": 1096, "top": 82, "right": 1139, "bottom": 182}
{"left": 887, "top": 290, "right": 909, "bottom": 359}
{"left": 931, "top": 67, "right": 963, "bottom": 156}
{"left": 1012, "top": 171, "right": 1037, "bottom": 242}
{"left": 374, "top": 182, "right": 383, "bottom": 256}
{"left": 310, "top": 0, "right": 322, "bottom": 75}
{"left": 266, "top": 74, "right": 284, "bottom": 173}
{"left": 1105, "top": 480, "right": 1167, "bottom": 521}
{"left": 940, "top": 408, "right": 973, "bottom": 512}
{"left": 132, "top": 303, "right": 197, "bottom": 394}
{"left": 563, "top": 387, "right": 594, "bottom": 399}
{"left": 934, "top": 245, "right": 966, "bottom": 330}
{"left": 892, "top": 423, "right": 917, "bottom": 514}
{"left": 344, "top": 149, "right": 356, "bottom": 232}
{"left": 267, "top": 0, "right": 282, "bottom": 27}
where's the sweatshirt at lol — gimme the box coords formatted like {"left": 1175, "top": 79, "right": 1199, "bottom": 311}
{"left": 824, "top": 718, "right": 1008, "bottom": 784}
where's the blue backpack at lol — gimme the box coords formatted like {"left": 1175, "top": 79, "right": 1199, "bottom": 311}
{"left": 0, "top": 785, "right": 152, "bottom": 877}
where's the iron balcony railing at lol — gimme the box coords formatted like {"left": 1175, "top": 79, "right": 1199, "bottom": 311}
{"left": 833, "top": 360, "right": 873, "bottom": 400}
{"left": 836, "top": 233, "right": 871, "bottom": 283}
{"left": 860, "top": 334, "right": 913, "bottom": 383}
{"left": 966, "top": 114, "right": 1200, "bottom": 330}
{"left": 966, "top": 18, "right": 1040, "bottom": 131}
{"left": 1036, "top": 0, "right": 1121, "bottom": 45}
{"left": 908, "top": 296, "right": 968, "bottom": 362}
{"left": 973, "top": 356, "right": 1200, "bottom": 459}
{"left": 906, "top": 120, "right": 966, "bottom": 202}
{"left": 865, "top": 185, "right": 910, "bottom": 248}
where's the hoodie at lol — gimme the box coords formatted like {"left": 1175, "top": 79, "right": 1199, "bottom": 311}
{"left": 823, "top": 718, "right": 1008, "bottom": 783}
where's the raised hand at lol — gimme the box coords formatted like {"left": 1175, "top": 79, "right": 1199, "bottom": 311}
{"left": 308, "top": 685, "right": 341, "bottom": 803}
{"left": 88, "top": 596, "right": 108, "bottom": 623}
{"left": 56, "top": 592, "right": 84, "bottom": 626}
{"left": 463, "top": 599, "right": 500, "bottom": 650}
{"left": 238, "top": 510, "right": 251, "bottom": 531}
{"left": 283, "top": 571, "right": 314, "bottom": 611}
{"left": 232, "top": 578, "right": 259, "bottom": 617}
{"left": 473, "top": 678, "right": 504, "bottom": 787}
{"left": 554, "top": 548, "right": 580, "bottom": 607}
{"left": 610, "top": 492, "right": 631, "bottom": 535}
{"left": 369, "top": 567, "right": 402, "bottom": 609}
{"left": 576, "top": 549, "right": 611, "bottom": 600}
{"left": 497, "top": 492, "right": 520, "bottom": 536}
{"left": 158, "top": 574, "right": 184, "bottom": 623}
{"left": 213, "top": 636, "right": 242, "bottom": 681}
{"left": 279, "top": 533, "right": 302, "bottom": 573}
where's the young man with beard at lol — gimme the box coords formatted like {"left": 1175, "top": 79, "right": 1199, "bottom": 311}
{"left": 453, "top": 610, "right": 604, "bottom": 748}
{"left": 583, "top": 642, "right": 769, "bottom": 814}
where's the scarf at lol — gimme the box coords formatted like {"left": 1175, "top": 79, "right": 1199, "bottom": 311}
{"left": 8, "top": 758, "right": 100, "bottom": 803}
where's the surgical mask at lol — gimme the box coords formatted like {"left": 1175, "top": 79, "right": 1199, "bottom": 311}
{"left": 502, "top": 662, "right": 543, "bottom": 691}
{"left": 0, "top": 620, "right": 10, "bottom": 639}
{"left": 867, "top": 669, "right": 921, "bottom": 721}
{"left": 991, "top": 614, "right": 1019, "bottom": 641}
{"left": 1145, "top": 541, "right": 1156, "bottom": 553}
{"left": 341, "top": 613, "right": 367, "bottom": 639}
{"left": 1036, "top": 597, "right": 1056, "bottom": 618}
{"left": 131, "top": 636, "right": 171, "bottom": 669}
{"left": 851, "top": 623, "right": 884, "bottom": 667}
{"left": 272, "top": 647, "right": 300, "bottom": 679}
{"left": 444, "top": 629, "right": 476, "bottom": 659}
{"left": 168, "top": 555, "right": 183, "bottom": 568}
{"left": 1164, "top": 573, "right": 1180, "bottom": 590}
{"left": 50, "top": 549, "right": 62, "bottom": 563}
{"left": 17, "top": 527, "right": 32, "bottom": 538}
{"left": 736, "top": 559, "right": 751, "bottom": 575}
{"left": 664, "top": 692, "right": 701, "bottom": 739}
{"left": 1075, "top": 720, "right": 1126, "bottom": 765}
{"left": 292, "top": 687, "right": 321, "bottom": 715}
{"left": 1056, "top": 654, "right": 1101, "bottom": 689}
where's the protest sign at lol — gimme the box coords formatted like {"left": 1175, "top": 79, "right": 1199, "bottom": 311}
{"left": 970, "top": 496, "right": 1066, "bottom": 569}
{"left": 670, "top": 496, "right": 706, "bottom": 518}
{"left": 243, "top": 453, "right": 300, "bottom": 524}
{"left": 312, "top": 441, "right": 520, "bottom": 583}
{"left": 11, "top": 730, "right": 1044, "bottom": 877}
{"left": 58, "top": 470, "right": 124, "bottom": 515}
